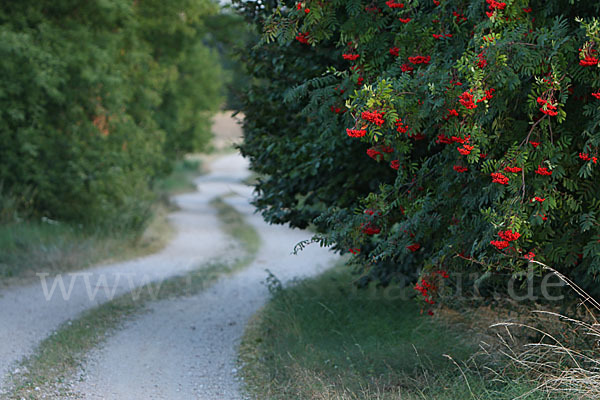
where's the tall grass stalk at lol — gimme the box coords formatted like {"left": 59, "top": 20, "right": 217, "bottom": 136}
{"left": 491, "top": 260, "right": 600, "bottom": 399}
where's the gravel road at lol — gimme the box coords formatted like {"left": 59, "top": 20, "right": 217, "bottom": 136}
{"left": 0, "top": 154, "right": 247, "bottom": 393}
{"left": 0, "top": 113, "right": 338, "bottom": 398}
{"left": 72, "top": 163, "right": 339, "bottom": 399}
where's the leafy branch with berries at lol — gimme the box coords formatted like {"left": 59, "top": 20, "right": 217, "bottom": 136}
{"left": 234, "top": 0, "right": 600, "bottom": 301}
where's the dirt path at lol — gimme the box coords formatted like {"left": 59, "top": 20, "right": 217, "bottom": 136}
{"left": 0, "top": 154, "right": 247, "bottom": 392}
{"left": 0, "top": 113, "right": 339, "bottom": 398}
{"left": 72, "top": 168, "right": 339, "bottom": 399}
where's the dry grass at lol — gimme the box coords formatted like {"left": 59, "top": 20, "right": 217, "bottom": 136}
{"left": 488, "top": 261, "right": 600, "bottom": 399}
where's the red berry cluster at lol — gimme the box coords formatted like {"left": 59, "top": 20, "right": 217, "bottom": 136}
{"left": 477, "top": 53, "right": 488, "bottom": 69}
{"left": 407, "top": 243, "right": 421, "bottom": 252}
{"left": 295, "top": 32, "right": 309, "bottom": 44}
{"left": 537, "top": 97, "right": 558, "bottom": 116}
{"left": 395, "top": 118, "right": 409, "bottom": 133}
{"left": 579, "top": 152, "right": 598, "bottom": 164}
{"left": 401, "top": 63, "right": 414, "bottom": 73}
{"left": 498, "top": 229, "right": 521, "bottom": 241}
{"left": 296, "top": 3, "right": 310, "bottom": 13}
{"left": 490, "top": 240, "right": 509, "bottom": 250}
{"left": 579, "top": 47, "right": 599, "bottom": 66}
{"left": 408, "top": 55, "right": 431, "bottom": 64}
{"left": 360, "top": 209, "right": 381, "bottom": 235}
{"left": 459, "top": 91, "right": 477, "bottom": 109}
{"left": 479, "top": 88, "right": 495, "bottom": 102}
{"left": 504, "top": 166, "right": 522, "bottom": 173}
{"left": 364, "top": 5, "right": 381, "bottom": 13}
{"left": 486, "top": 0, "right": 506, "bottom": 11}
{"left": 414, "top": 270, "right": 449, "bottom": 315}
{"left": 485, "top": 0, "right": 506, "bottom": 18}
{"left": 457, "top": 144, "right": 474, "bottom": 155}
{"left": 385, "top": 0, "right": 404, "bottom": 8}
{"left": 491, "top": 172, "right": 509, "bottom": 185}
{"left": 452, "top": 11, "right": 467, "bottom": 24}
{"left": 343, "top": 53, "right": 360, "bottom": 61}
{"left": 366, "top": 148, "right": 383, "bottom": 161}
{"left": 379, "top": 145, "right": 394, "bottom": 153}
{"left": 361, "top": 224, "right": 381, "bottom": 235}
{"left": 444, "top": 108, "right": 459, "bottom": 119}
{"left": 408, "top": 132, "right": 426, "bottom": 141}
{"left": 491, "top": 229, "right": 521, "bottom": 251}
{"left": 436, "top": 134, "right": 452, "bottom": 144}
{"left": 452, "top": 135, "right": 470, "bottom": 144}
{"left": 346, "top": 128, "right": 366, "bottom": 138}
{"left": 362, "top": 110, "right": 386, "bottom": 126}
{"left": 535, "top": 165, "right": 552, "bottom": 176}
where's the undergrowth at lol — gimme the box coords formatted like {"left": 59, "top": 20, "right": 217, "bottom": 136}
{"left": 239, "top": 264, "right": 568, "bottom": 400}
{"left": 0, "top": 159, "right": 202, "bottom": 284}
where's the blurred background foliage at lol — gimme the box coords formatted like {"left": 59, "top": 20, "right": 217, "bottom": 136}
{"left": 0, "top": 0, "right": 247, "bottom": 230}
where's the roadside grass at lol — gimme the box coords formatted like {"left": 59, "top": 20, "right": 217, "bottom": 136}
{"left": 6, "top": 262, "right": 228, "bottom": 399}
{"left": 153, "top": 158, "right": 203, "bottom": 196}
{"left": 6, "top": 195, "right": 260, "bottom": 399}
{"left": 211, "top": 196, "right": 261, "bottom": 259}
{"left": 239, "top": 264, "right": 566, "bottom": 400}
{"left": 0, "top": 159, "right": 203, "bottom": 285}
{"left": 0, "top": 207, "right": 173, "bottom": 286}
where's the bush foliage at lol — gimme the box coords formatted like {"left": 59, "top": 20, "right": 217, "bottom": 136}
{"left": 235, "top": 0, "right": 600, "bottom": 293}
{"left": 0, "top": 0, "right": 224, "bottom": 228}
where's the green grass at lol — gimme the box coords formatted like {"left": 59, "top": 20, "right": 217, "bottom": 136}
{"left": 0, "top": 159, "right": 204, "bottom": 284}
{"left": 153, "top": 158, "right": 203, "bottom": 195}
{"left": 8, "top": 262, "right": 241, "bottom": 399}
{"left": 211, "top": 196, "right": 261, "bottom": 259}
{"left": 0, "top": 209, "right": 172, "bottom": 285}
{"left": 7, "top": 262, "right": 234, "bottom": 399}
{"left": 239, "top": 264, "right": 564, "bottom": 400}
{"left": 6, "top": 194, "right": 260, "bottom": 399}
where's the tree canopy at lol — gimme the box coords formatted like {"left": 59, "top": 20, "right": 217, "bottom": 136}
{"left": 0, "top": 0, "right": 224, "bottom": 228}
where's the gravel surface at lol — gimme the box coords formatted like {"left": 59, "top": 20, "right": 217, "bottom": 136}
{"left": 0, "top": 153, "right": 248, "bottom": 393}
{"left": 72, "top": 165, "right": 339, "bottom": 399}
{"left": 0, "top": 113, "right": 339, "bottom": 398}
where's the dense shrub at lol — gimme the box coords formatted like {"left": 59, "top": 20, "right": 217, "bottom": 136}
{"left": 0, "top": 0, "right": 223, "bottom": 228}
{"left": 235, "top": 0, "right": 600, "bottom": 293}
